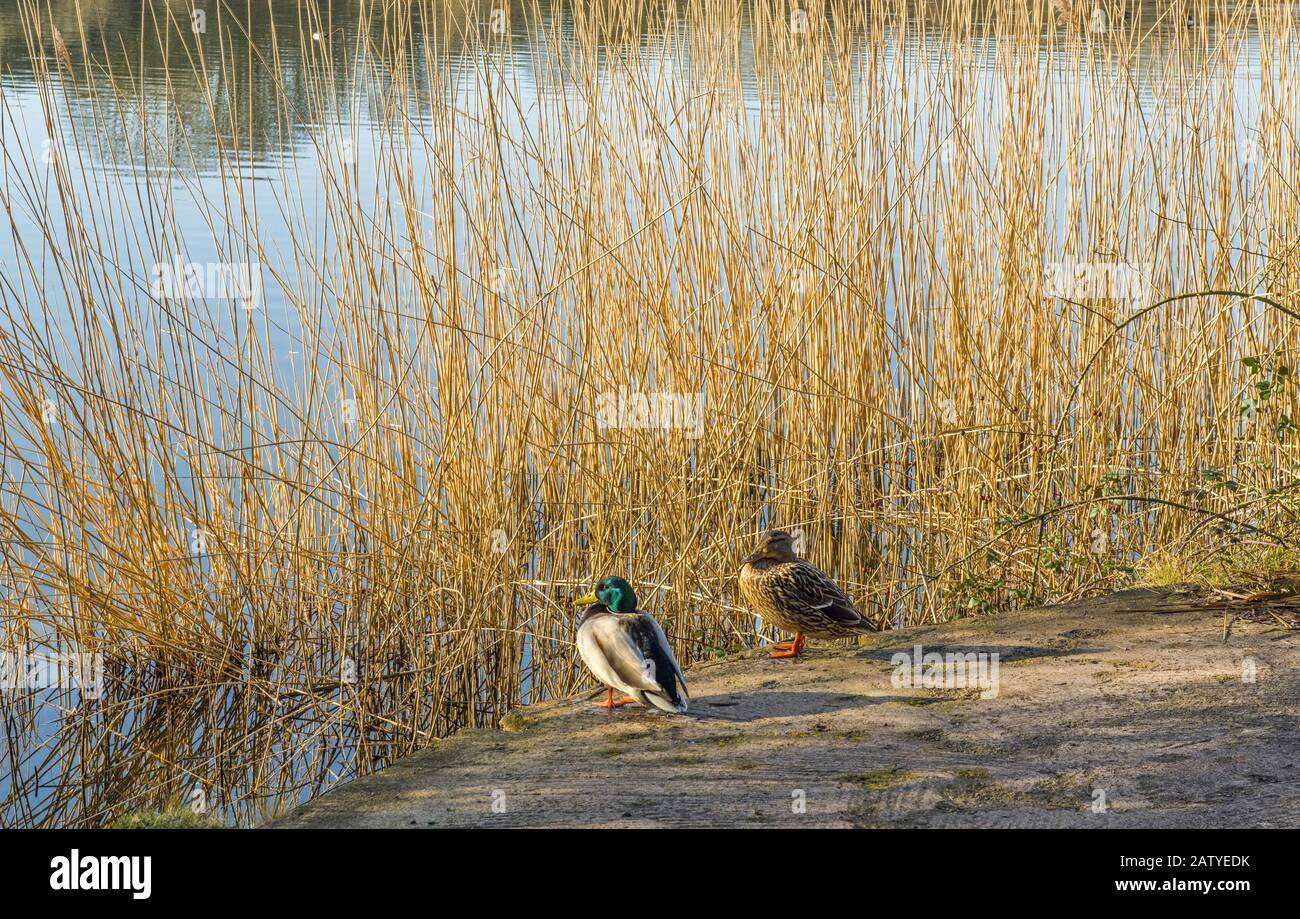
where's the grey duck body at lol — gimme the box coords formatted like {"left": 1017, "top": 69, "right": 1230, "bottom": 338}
{"left": 576, "top": 604, "right": 689, "bottom": 712}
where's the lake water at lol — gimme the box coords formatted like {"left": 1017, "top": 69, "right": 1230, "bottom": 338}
{"left": 0, "top": 1, "right": 1281, "bottom": 337}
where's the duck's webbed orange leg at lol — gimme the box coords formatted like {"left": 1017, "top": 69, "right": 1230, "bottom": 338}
{"left": 593, "top": 688, "right": 639, "bottom": 708}
{"left": 769, "top": 632, "right": 806, "bottom": 659}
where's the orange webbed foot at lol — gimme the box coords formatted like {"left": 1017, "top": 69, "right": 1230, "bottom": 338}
{"left": 593, "top": 690, "right": 639, "bottom": 708}
{"left": 768, "top": 633, "right": 806, "bottom": 659}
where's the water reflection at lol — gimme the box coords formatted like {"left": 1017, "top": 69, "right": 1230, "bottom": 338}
{"left": 0, "top": 1, "right": 1279, "bottom": 174}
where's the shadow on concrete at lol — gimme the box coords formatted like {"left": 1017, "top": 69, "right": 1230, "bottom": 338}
{"left": 688, "top": 690, "right": 903, "bottom": 721}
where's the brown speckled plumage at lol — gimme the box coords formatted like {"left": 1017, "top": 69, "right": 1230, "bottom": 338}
{"left": 739, "top": 531, "right": 876, "bottom": 642}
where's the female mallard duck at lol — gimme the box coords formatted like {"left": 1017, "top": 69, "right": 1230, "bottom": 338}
{"left": 739, "top": 530, "right": 876, "bottom": 658}
{"left": 573, "top": 576, "right": 689, "bottom": 713}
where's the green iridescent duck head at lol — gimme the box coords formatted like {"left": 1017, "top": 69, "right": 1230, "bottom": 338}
{"left": 574, "top": 575, "right": 638, "bottom": 613}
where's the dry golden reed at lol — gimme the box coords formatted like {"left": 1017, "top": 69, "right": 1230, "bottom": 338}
{"left": 0, "top": 0, "right": 1297, "bottom": 826}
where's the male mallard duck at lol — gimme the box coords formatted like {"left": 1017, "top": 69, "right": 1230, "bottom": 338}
{"left": 573, "top": 576, "right": 689, "bottom": 713}
{"left": 739, "top": 530, "right": 876, "bottom": 658}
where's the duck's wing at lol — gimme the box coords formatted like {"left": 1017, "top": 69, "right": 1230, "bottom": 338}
{"left": 783, "top": 560, "right": 874, "bottom": 631}
{"left": 586, "top": 611, "right": 687, "bottom": 702}
{"left": 632, "top": 611, "right": 688, "bottom": 701}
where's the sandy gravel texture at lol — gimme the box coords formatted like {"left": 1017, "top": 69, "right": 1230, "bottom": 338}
{"left": 267, "top": 587, "right": 1299, "bottom": 828}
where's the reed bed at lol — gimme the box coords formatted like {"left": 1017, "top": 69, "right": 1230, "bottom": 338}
{"left": 0, "top": 0, "right": 1297, "bottom": 826}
